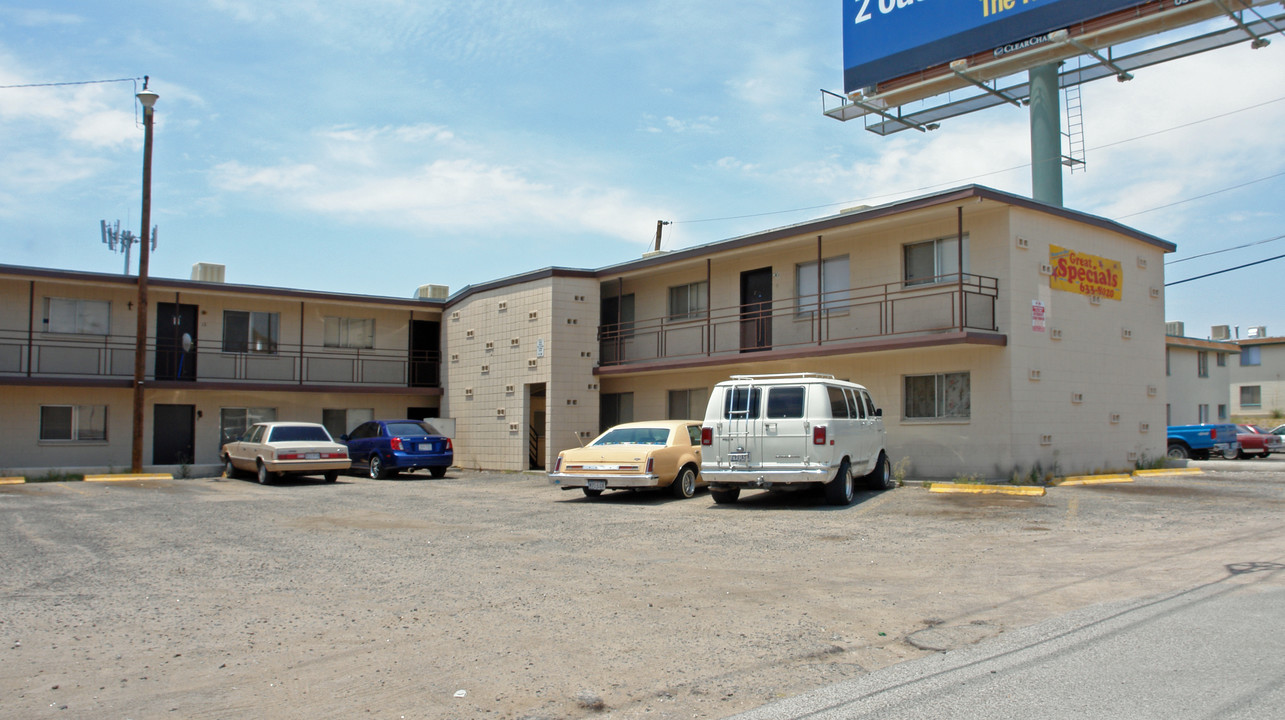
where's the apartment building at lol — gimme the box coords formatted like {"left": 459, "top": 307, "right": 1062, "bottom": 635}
{"left": 1163, "top": 324, "right": 1239, "bottom": 425}
{"left": 3, "top": 185, "right": 1176, "bottom": 479}
{"left": 1229, "top": 332, "right": 1285, "bottom": 419}
{"left": 1, "top": 263, "right": 444, "bottom": 474}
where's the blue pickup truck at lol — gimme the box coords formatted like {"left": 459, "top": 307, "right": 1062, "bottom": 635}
{"left": 1166, "top": 424, "right": 1240, "bottom": 460}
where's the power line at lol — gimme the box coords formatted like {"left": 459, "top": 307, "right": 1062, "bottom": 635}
{"left": 1165, "top": 232, "right": 1285, "bottom": 265}
{"left": 0, "top": 77, "right": 142, "bottom": 90}
{"left": 1165, "top": 253, "right": 1285, "bottom": 286}
{"left": 1114, "top": 170, "right": 1285, "bottom": 220}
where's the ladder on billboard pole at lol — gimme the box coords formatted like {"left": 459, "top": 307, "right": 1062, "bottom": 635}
{"left": 1062, "top": 58, "right": 1086, "bottom": 174}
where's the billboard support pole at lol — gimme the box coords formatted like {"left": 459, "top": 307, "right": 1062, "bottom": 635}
{"left": 1028, "top": 62, "right": 1063, "bottom": 207}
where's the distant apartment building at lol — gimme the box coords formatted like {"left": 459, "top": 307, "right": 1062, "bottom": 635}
{"left": 1163, "top": 323, "right": 1238, "bottom": 425}
{"left": 2, "top": 185, "right": 1176, "bottom": 479}
{"left": 1228, "top": 327, "right": 1285, "bottom": 420}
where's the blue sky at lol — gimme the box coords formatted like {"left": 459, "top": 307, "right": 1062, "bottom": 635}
{"left": 1, "top": 2, "right": 1282, "bottom": 340}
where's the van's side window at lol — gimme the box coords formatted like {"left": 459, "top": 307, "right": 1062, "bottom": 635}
{"left": 845, "top": 388, "right": 865, "bottom": 418}
{"left": 862, "top": 391, "right": 877, "bottom": 417}
{"left": 766, "top": 387, "right": 806, "bottom": 419}
{"left": 827, "top": 386, "right": 848, "bottom": 418}
{"left": 723, "top": 387, "right": 762, "bottom": 419}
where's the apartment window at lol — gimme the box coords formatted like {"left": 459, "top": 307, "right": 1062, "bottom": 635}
{"left": 223, "top": 311, "right": 279, "bottom": 354}
{"left": 1218, "top": 404, "right": 1227, "bottom": 420}
{"left": 1216, "top": 352, "right": 1227, "bottom": 367}
{"left": 322, "top": 408, "right": 374, "bottom": 439}
{"left": 1240, "top": 346, "right": 1261, "bottom": 366}
{"left": 1197, "top": 351, "right": 1208, "bottom": 378}
{"left": 796, "top": 255, "right": 850, "bottom": 315}
{"left": 904, "top": 372, "right": 971, "bottom": 420}
{"left": 904, "top": 235, "right": 968, "bottom": 287}
{"left": 44, "top": 297, "right": 109, "bottom": 335}
{"left": 324, "top": 317, "right": 374, "bottom": 349}
{"left": 599, "top": 392, "right": 634, "bottom": 432}
{"left": 1165, "top": 348, "right": 1170, "bottom": 376}
{"left": 1240, "top": 386, "right": 1262, "bottom": 408}
{"left": 668, "top": 282, "right": 708, "bottom": 321}
{"left": 39, "top": 405, "right": 107, "bottom": 441}
{"left": 219, "top": 407, "right": 277, "bottom": 446}
{"left": 667, "top": 388, "right": 707, "bottom": 420}
{"left": 1198, "top": 404, "right": 1209, "bottom": 424}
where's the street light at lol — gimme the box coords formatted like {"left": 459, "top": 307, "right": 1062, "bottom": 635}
{"left": 131, "top": 83, "right": 158, "bottom": 472}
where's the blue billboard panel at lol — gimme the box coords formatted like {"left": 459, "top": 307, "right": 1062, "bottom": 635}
{"left": 843, "top": 0, "right": 1151, "bottom": 94}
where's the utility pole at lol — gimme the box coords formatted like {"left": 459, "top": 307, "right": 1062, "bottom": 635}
{"left": 131, "top": 79, "right": 158, "bottom": 472}
{"left": 653, "top": 220, "right": 670, "bottom": 252}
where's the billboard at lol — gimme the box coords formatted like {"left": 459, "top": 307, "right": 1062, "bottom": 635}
{"left": 843, "top": 0, "right": 1151, "bottom": 94}
{"left": 1050, "top": 246, "right": 1122, "bottom": 301}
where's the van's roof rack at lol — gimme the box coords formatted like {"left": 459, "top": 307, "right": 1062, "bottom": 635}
{"left": 728, "top": 373, "right": 836, "bottom": 380}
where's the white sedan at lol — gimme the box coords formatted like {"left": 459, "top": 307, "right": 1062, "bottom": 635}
{"left": 222, "top": 422, "right": 351, "bottom": 484}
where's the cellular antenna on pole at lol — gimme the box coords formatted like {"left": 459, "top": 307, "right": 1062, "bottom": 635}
{"left": 101, "top": 218, "right": 157, "bottom": 275}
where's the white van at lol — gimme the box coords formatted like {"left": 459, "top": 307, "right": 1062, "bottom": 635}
{"left": 699, "top": 373, "right": 892, "bottom": 505}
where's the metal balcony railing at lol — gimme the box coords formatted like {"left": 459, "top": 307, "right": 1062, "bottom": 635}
{"left": 599, "top": 273, "right": 999, "bottom": 367}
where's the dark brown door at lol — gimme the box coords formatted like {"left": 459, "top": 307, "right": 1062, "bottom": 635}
{"left": 740, "top": 268, "right": 772, "bottom": 352}
{"left": 155, "top": 303, "right": 198, "bottom": 381}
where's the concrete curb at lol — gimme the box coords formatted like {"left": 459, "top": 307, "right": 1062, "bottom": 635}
{"left": 83, "top": 473, "right": 174, "bottom": 483}
{"left": 927, "top": 484, "right": 1046, "bottom": 496}
{"left": 1053, "top": 474, "right": 1134, "bottom": 486}
{"left": 1133, "top": 467, "right": 1203, "bottom": 477}
{"left": 0, "top": 477, "right": 25, "bottom": 485}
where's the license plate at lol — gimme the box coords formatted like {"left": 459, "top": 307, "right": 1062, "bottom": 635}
{"left": 584, "top": 464, "right": 617, "bottom": 471}
{"left": 305, "top": 452, "right": 320, "bottom": 460}
{"left": 728, "top": 452, "right": 750, "bottom": 464}
{"left": 587, "top": 480, "right": 607, "bottom": 491}
{"left": 418, "top": 443, "right": 435, "bottom": 452}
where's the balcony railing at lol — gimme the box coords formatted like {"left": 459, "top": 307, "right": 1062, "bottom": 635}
{"left": 599, "top": 273, "right": 999, "bottom": 367}
{"left": 0, "top": 329, "right": 440, "bottom": 388}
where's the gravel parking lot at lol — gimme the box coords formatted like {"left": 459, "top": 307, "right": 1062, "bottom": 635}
{"left": 3, "top": 460, "right": 1283, "bottom": 719}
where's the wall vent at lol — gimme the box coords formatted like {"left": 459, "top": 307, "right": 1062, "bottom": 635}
{"left": 1050, "top": 328, "right": 1063, "bottom": 340}
{"left": 1110, "top": 412, "right": 1121, "bottom": 424}
{"left": 464, "top": 387, "right": 473, "bottom": 398}
{"left": 511, "top": 337, "right": 520, "bottom": 346}
{"left": 1139, "top": 422, "right": 1150, "bottom": 433}
{"left": 496, "top": 408, "right": 506, "bottom": 418}
{"left": 498, "top": 301, "right": 507, "bottom": 311}
{"left": 450, "top": 353, "right": 459, "bottom": 363}
{"left": 1150, "top": 287, "right": 1161, "bottom": 299}
{"left": 1040, "top": 434, "right": 1053, "bottom": 446}
{"left": 1137, "top": 256, "right": 1148, "bottom": 269}
{"left": 509, "top": 422, "right": 520, "bottom": 432}
{"left": 528, "top": 311, "right": 538, "bottom": 320}
{"left": 1029, "top": 369, "right": 1041, "bottom": 381}
{"left": 1147, "top": 384, "right": 1157, "bottom": 397}
{"left": 505, "top": 384, "right": 515, "bottom": 394}
{"left": 485, "top": 341, "right": 494, "bottom": 350}
{"left": 1039, "top": 263, "right": 1053, "bottom": 275}
{"left": 480, "top": 364, "right": 489, "bottom": 374}
{"left": 1016, "top": 236, "right": 1030, "bottom": 249}
{"left": 528, "top": 358, "right": 538, "bottom": 368}
{"left": 1121, "top": 327, "right": 1132, "bottom": 340}
{"left": 1071, "top": 392, "right": 1083, "bottom": 404}
{"left": 1089, "top": 295, "right": 1102, "bottom": 305}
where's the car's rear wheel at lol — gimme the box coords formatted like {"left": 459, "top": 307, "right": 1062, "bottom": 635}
{"left": 369, "top": 455, "right": 387, "bottom": 480}
{"left": 223, "top": 457, "right": 239, "bottom": 480}
{"left": 1235, "top": 448, "right": 1247, "bottom": 460}
{"left": 1260, "top": 452, "right": 1271, "bottom": 458}
{"left": 429, "top": 466, "right": 447, "bottom": 479}
{"left": 323, "top": 470, "right": 338, "bottom": 483}
{"left": 256, "top": 461, "right": 273, "bottom": 485}
{"left": 825, "top": 460, "right": 855, "bottom": 506}
{"left": 865, "top": 452, "right": 894, "bottom": 490}
{"left": 711, "top": 487, "right": 740, "bottom": 504}
{"left": 582, "top": 487, "right": 603, "bottom": 498}
{"left": 1167, "top": 443, "right": 1190, "bottom": 460}
{"left": 670, "top": 466, "right": 697, "bottom": 499}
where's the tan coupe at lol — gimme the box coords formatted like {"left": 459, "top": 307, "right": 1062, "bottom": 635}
{"left": 549, "top": 420, "right": 705, "bottom": 498}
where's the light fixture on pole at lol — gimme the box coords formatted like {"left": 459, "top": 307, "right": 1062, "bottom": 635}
{"left": 131, "top": 79, "right": 158, "bottom": 472}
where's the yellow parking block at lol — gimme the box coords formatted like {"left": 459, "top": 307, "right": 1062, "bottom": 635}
{"left": 1133, "top": 467, "right": 1204, "bottom": 477}
{"left": 1053, "top": 474, "right": 1134, "bottom": 486}
{"left": 0, "top": 477, "right": 25, "bottom": 485}
{"left": 83, "top": 473, "right": 174, "bottom": 483}
{"left": 928, "top": 483, "right": 1046, "bottom": 496}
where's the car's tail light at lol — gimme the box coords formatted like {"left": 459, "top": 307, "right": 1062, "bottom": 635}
{"left": 390, "top": 437, "right": 403, "bottom": 451}
{"left": 277, "top": 451, "right": 301, "bottom": 460}
{"left": 553, "top": 456, "right": 563, "bottom": 472}
{"left": 813, "top": 426, "right": 827, "bottom": 445}
{"left": 701, "top": 427, "right": 713, "bottom": 446}
{"left": 645, "top": 458, "right": 654, "bottom": 474}
{"left": 445, "top": 438, "right": 453, "bottom": 451}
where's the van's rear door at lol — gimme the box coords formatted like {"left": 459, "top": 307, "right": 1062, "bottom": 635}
{"left": 718, "top": 382, "right": 761, "bottom": 468}
{"left": 761, "top": 385, "right": 810, "bottom": 473}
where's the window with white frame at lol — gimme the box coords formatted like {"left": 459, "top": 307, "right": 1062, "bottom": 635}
{"left": 1240, "top": 385, "right": 1262, "bottom": 408}
{"left": 904, "top": 372, "right": 971, "bottom": 419}
{"left": 324, "top": 317, "right": 375, "bottom": 349}
{"left": 1240, "top": 346, "right": 1261, "bottom": 366}
{"left": 1197, "top": 351, "right": 1208, "bottom": 378}
{"left": 1216, "top": 352, "right": 1227, "bottom": 367}
{"left": 667, "top": 388, "right": 707, "bottom": 420}
{"left": 1198, "top": 404, "right": 1209, "bottom": 423}
{"left": 219, "top": 407, "right": 277, "bottom": 446}
{"left": 322, "top": 408, "right": 374, "bottom": 438}
{"left": 796, "top": 255, "right": 850, "bottom": 316}
{"left": 904, "top": 235, "right": 968, "bottom": 287}
{"left": 39, "top": 405, "right": 107, "bottom": 441}
{"left": 223, "top": 310, "right": 279, "bottom": 354}
{"left": 667, "top": 282, "right": 708, "bottom": 321}
{"left": 44, "top": 297, "right": 109, "bottom": 335}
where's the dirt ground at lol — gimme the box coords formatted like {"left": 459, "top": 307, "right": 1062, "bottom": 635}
{"left": 3, "top": 460, "right": 1283, "bottom": 719}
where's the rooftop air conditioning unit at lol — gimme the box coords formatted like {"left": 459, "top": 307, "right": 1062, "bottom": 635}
{"left": 1164, "top": 321, "right": 1184, "bottom": 337}
{"left": 191, "top": 262, "right": 226, "bottom": 283}
{"left": 415, "top": 284, "right": 449, "bottom": 300}
{"left": 1247, "top": 326, "right": 1267, "bottom": 338}
{"left": 1210, "top": 325, "right": 1231, "bottom": 340}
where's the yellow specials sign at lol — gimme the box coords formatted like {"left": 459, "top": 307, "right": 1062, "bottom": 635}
{"left": 1050, "top": 246, "right": 1122, "bottom": 300}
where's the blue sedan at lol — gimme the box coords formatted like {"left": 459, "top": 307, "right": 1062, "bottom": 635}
{"left": 341, "top": 420, "right": 454, "bottom": 479}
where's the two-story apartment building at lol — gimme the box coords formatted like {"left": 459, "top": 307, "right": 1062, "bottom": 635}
{"left": 1230, "top": 333, "right": 1285, "bottom": 419}
{"left": 1163, "top": 324, "right": 1239, "bottom": 425}
{"left": 449, "top": 186, "right": 1174, "bottom": 478}
{"left": 0, "top": 263, "right": 444, "bottom": 474}
{"left": 3, "top": 185, "right": 1176, "bottom": 480}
